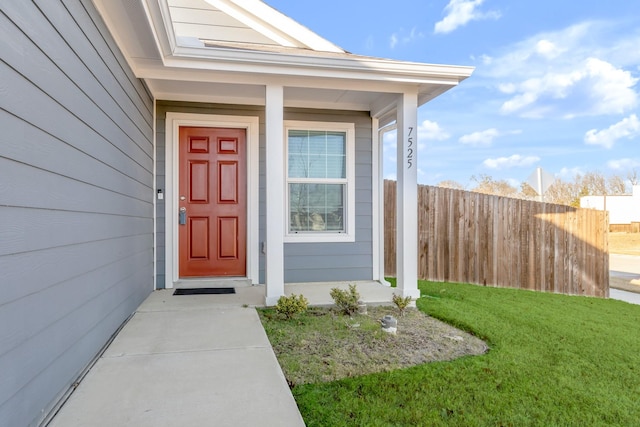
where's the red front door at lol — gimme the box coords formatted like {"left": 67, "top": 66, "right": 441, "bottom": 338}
{"left": 178, "top": 127, "right": 246, "bottom": 277}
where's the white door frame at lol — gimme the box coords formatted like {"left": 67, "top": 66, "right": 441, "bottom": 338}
{"left": 164, "top": 112, "right": 260, "bottom": 288}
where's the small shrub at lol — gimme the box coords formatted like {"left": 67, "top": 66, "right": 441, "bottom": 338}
{"left": 392, "top": 293, "right": 413, "bottom": 317}
{"left": 330, "top": 284, "right": 360, "bottom": 315}
{"left": 276, "top": 294, "right": 309, "bottom": 320}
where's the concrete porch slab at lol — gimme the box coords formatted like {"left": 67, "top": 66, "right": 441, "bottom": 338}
{"left": 143, "top": 280, "right": 396, "bottom": 310}
{"left": 138, "top": 287, "right": 266, "bottom": 312}
{"left": 173, "top": 278, "right": 253, "bottom": 288}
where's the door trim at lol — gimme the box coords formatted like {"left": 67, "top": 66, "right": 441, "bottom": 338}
{"left": 165, "top": 113, "right": 259, "bottom": 288}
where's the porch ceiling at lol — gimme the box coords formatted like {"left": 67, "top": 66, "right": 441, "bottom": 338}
{"left": 92, "top": 0, "right": 473, "bottom": 119}
{"left": 146, "top": 79, "right": 399, "bottom": 112}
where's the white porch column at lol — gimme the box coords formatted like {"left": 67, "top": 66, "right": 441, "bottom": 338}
{"left": 396, "top": 91, "right": 420, "bottom": 299}
{"left": 265, "top": 85, "right": 285, "bottom": 306}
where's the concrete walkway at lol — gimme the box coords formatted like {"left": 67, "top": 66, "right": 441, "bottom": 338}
{"left": 48, "top": 281, "right": 396, "bottom": 426}
{"left": 609, "top": 254, "right": 640, "bottom": 305}
{"left": 48, "top": 289, "right": 305, "bottom": 427}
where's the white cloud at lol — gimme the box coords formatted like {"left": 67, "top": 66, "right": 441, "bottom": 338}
{"left": 534, "top": 39, "right": 563, "bottom": 59}
{"left": 459, "top": 128, "right": 521, "bottom": 146}
{"left": 383, "top": 130, "right": 397, "bottom": 148}
{"left": 499, "top": 58, "right": 638, "bottom": 118}
{"left": 434, "top": 0, "right": 501, "bottom": 34}
{"left": 365, "top": 35, "right": 374, "bottom": 51}
{"left": 389, "top": 27, "right": 424, "bottom": 49}
{"left": 460, "top": 128, "right": 500, "bottom": 146}
{"left": 482, "top": 22, "right": 640, "bottom": 119}
{"left": 607, "top": 158, "right": 640, "bottom": 170}
{"left": 498, "top": 83, "right": 516, "bottom": 94}
{"left": 418, "top": 120, "right": 450, "bottom": 141}
{"left": 584, "top": 114, "right": 640, "bottom": 149}
{"left": 483, "top": 154, "right": 540, "bottom": 169}
{"left": 389, "top": 34, "right": 398, "bottom": 49}
{"left": 586, "top": 59, "right": 639, "bottom": 115}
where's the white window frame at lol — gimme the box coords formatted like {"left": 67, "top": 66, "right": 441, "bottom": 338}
{"left": 284, "top": 120, "right": 355, "bottom": 243}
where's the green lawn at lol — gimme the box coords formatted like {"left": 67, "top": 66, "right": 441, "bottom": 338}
{"left": 290, "top": 281, "right": 640, "bottom": 426}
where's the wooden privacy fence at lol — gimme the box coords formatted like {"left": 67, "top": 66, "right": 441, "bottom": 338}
{"left": 610, "top": 223, "right": 640, "bottom": 233}
{"left": 384, "top": 180, "right": 609, "bottom": 297}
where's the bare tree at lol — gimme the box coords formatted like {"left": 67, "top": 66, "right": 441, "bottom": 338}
{"left": 607, "top": 175, "right": 627, "bottom": 195}
{"left": 517, "top": 182, "right": 537, "bottom": 200}
{"left": 435, "top": 168, "right": 636, "bottom": 207}
{"left": 579, "top": 171, "right": 607, "bottom": 196}
{"left": 437, "top": 179, "right": 465, "bottom": 190}
{"left": 545, "top": 178, "right": 581, "bottom": 206}
{"left": 470, "top": 174, "right": 518, "bottom": 197}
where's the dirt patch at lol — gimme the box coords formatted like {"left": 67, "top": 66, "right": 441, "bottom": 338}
{"left": 609, "top": 232, "right": 640, "bottom": 256}
{"left": 259, "top": 306, "right": 488, "bottom": 386}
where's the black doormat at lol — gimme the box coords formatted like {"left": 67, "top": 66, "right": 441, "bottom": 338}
{"left": 173, "top": 287, "right": 236, "bottom": 295}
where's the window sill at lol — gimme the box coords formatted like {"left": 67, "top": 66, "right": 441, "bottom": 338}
{"left": 284, "top": 233, "right": 355, "bottom": 243}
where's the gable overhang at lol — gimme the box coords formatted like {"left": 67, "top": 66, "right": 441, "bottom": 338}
{"left": 91, "top": 0, "right": 473, "bottom": 121}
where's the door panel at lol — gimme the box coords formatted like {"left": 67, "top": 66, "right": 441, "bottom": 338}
{"left": 189, "top": 161, "right": 209, "bottom": 202}
{"left": 179, "top": 127, "right": 246, "bottom": 277}
{"left": 218, "top": 217, "right": 238, "bottom": 258}
{"left": 189, "top": 217, "right": 209, "bottom": 259}
{"left": 218, "top": 161, "right": 238, "bottom": 203}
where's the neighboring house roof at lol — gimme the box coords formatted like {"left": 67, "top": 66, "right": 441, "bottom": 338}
{"left": 93, "top": 0, "right": 473, "bottom": 123}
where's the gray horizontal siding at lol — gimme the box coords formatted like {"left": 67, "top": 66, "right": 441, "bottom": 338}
{"left": 283, "top": 109, "right": 373, "bottom": 283}
{"left": 0, "top": 1, "right": 153, "bottom": 426}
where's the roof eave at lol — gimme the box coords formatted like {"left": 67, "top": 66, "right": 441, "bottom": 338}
{"left": 170, "top": 45, "right": 475, "bottom": 86}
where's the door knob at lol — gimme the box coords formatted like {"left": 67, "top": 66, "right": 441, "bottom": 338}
{"left": 179, "top": 207, "right": 187, "bottom": 225}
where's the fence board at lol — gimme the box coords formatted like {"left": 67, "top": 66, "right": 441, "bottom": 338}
{"left": 384, "top": 181, "right": 609, "bottom": 297}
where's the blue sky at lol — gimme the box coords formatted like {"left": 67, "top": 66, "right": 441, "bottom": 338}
{"left": 267, "top": 0, "right": 640, "bottom": 188}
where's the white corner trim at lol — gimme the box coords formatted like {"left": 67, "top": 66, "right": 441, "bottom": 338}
{"left": 164, "top": 112, "right": 259, "bottom": 288}
{"left": 373, "top": 118, "right": 393, "bottom": 285}
{"left": 152, "top": 99, "right": 158, "bottom": 291}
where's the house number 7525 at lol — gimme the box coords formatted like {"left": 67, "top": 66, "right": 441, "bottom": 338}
{"left": 407, "top": 126, "right": 414, "bottom": 169}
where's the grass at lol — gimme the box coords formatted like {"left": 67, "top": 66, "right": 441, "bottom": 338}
{"left": 267, "top": 281, "right": 640, "bottom": 426}
{"left": 609, "top": 232, "right": 640, "bottom": 255}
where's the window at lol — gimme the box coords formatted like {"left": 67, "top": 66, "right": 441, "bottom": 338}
{"left": 284, "top": 121, "right": 355, "bottom": 242}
